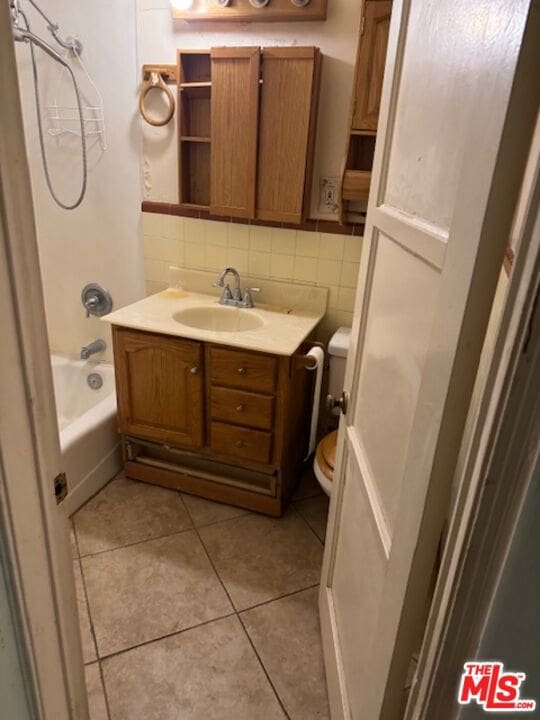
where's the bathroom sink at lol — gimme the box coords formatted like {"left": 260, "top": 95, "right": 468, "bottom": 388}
{"left": 172, "top": 306, "right": 265, "bottom": 333}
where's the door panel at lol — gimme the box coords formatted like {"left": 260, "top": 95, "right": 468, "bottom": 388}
{"left": 353, "top": 234, "right": 440, "bottom": 533}
{"left": 320, "top": 1, "right": 534, "bottom": 718}
{"left": 210, "top": 47, "right": 260, "bottom": 219}
{"left": 384, "top": 2, "right": 474, "bottom": 227}
{"left": 332, "top": 448, "right": 388, "bottom": 713}
{"left": 114, "top": 330, "right": 204, "bottom": 448}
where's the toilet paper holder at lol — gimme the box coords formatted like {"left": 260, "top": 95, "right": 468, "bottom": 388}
{"left": 294, "top": 342, "right": 325, "bottom": 370}
{"left": 295, "top": 342, "right": 326, "bottom": 460}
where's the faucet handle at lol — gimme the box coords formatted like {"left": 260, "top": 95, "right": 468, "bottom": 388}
{"left": 216, "top": 283, "right": 233, "bottom": 304}
{"left": 242, "top": 287, "right": 261, "bottom": 308}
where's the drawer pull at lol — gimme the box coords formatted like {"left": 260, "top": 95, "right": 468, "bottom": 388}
{"left": 237, "top": 367, "right": 247, "bottom": 375}
{"left": 190, "top": 366, "right": 200, "bottom": 375}
{"left": 235, "top": 440, "right": 245, "bottom": 448}
{"left": 236, "top": 404, "right": 245, "bottom": 412}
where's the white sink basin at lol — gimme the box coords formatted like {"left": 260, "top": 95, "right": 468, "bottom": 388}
{"left": 173, "top": 306, "right": 265, "bottom": 333}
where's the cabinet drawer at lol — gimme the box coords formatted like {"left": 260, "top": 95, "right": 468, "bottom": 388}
{"left": 210, "top": 387, "right": 274, "bottom": 430}
{"left": 210, "top": 422, "right": 272, "bottom": 464}
{"left": 209, "top": 347, "right": 277, "bottom": 394}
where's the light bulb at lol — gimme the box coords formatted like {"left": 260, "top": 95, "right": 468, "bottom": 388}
{"left": 171, "top": 0, "right": 194, "bottom": 10}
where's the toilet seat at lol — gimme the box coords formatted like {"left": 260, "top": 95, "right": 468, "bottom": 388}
{"left": 313, "top": 430, "right": 338, "bottom": 496}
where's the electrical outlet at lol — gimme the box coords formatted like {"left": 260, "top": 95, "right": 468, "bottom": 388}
{"left": 319, "top": 176, "right": 339, "bottom": 213}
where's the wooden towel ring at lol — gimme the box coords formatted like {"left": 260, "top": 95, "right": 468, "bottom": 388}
{"left": 139, "top": 71, "right": 175, "bottom": 127}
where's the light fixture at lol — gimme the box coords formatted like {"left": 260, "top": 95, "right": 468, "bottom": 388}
{"left": 171, "top": 0, "right": 194, "bottom": 11}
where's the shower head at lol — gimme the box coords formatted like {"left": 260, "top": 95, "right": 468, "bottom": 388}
{"left": 12, "top": 24, "right": 68, "bottom": 66}
{"left": 11, "top": 0, "right": 83, "bottom": 55}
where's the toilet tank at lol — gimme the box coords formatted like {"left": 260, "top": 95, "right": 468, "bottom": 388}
{"left": 328, "top": 326, "right": 351, "bottom": 402}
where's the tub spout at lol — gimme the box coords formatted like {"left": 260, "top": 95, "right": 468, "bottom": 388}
{"left": 80, "top": 339, "right": 106, "bottom": 360}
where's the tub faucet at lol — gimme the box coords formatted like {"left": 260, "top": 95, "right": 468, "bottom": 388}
{"left": 80, "top": 339, "right": 106, "bottom": 360}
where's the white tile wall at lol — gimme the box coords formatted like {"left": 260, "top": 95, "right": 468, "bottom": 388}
{"left": 143, "top": 213, "right": 362, "bottom": 343}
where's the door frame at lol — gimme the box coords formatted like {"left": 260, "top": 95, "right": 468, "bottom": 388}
{"left": 0, "top": 3, "right": 87, "bottom": 719}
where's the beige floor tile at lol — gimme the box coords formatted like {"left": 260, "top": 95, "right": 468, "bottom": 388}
{"left": 82, "top": 531, "right": 233, "bottom": 657}
{"left": 241, "top": 587, "right": 329, "bottom": 719}
{"left": 292, "top": 468, "right": 323, "bottom": 501}
{"left": 74, "top": 475, "right": 192, "bottom": 556}
{"left": 74, "top": 560, "right": 97, "bottom": 664}
{"left": 182, "top": 492, "right": 248, "bottom": 527}
{"left": 102, "top": 615, "right": 284, "bottom": 720}
{"left": 199, "top": 511, "right": 324, "bottom": 611}
{"left": 294, "top": 495, "right": 330, "bottom": 543}
{"left": 85, "top": 663, "right": 109, "bottom": 720}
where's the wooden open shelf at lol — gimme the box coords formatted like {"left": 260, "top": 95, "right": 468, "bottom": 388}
{"left": 181, "top": 136, "right": 211, "bottom": 143}
{"left": 341, "top": 1, "right": 393, "bottom": 221}
{"left": 350, "top": 129, "right": 377, "bottom": 137}
{"left": 178, "top": 51, "right": 212, "bottom": 210}
{"left": 180, "top": 142, "right": 210, "bottom": 208}
{"left": 180, "top": 81, "right": 212, "bottom": 89}
{"left": 342, "top": 170, "right": 371, "bottom": 202}
{"left": 178, "top": 51, "right": 211, "bottom": 83}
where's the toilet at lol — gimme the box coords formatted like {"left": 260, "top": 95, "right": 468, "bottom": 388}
{"left": 313, "top": 327, "right": 351, "bottom": 495}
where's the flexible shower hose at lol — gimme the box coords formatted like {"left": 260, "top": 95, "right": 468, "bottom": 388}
{"left": 20, "top": 9, "right": 87, "bottom": 210}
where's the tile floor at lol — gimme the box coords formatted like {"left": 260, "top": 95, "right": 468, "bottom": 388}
{"left": 71, "top": 470, "right": 330, "bottom": 720}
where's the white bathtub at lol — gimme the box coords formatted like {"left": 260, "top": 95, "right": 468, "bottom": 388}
{"left": 51, "top": 355, "right": 121, "bottom": 516}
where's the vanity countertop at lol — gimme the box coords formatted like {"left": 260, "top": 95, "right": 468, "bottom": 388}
{"left": 103, "top": 287, "right": 325, "bottom": 356}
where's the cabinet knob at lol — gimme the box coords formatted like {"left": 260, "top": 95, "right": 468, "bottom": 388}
{"left": 236, "top": 404, "right": 245, "bottom": 412}
{"left": 190, "top": 366, "right": 200, "bottom": 375}
{"left": 237, "top": 367, "right": 247, "bottom": 375}
{"left": 235, "top": 440, "right": 245, "bottom": 448}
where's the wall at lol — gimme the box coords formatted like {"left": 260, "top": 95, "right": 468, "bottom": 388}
{"left": 138, "top": 0, "right": 363, "bottom": 338}
{"left": 143, "top": 212, "right": 360, "bottom": 342}
{"left": 15, "top": 0, "right": 145, "bottom": 362}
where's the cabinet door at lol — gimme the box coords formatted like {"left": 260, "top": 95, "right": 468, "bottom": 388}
{"left": 351, "top": 1, "right": 392, "bottom": 131}
{"left": 210, "top": 47, "right": 260, "bottom": 219}
{"left": 256, "top": 47, "right": 321, "bottom": 224}
{"left": 113, "top": 329, "right": 204, "bottom": 448}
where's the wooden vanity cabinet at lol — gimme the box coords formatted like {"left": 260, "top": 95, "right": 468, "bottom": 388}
{"left": 112, "top": 327, "right": 314, "bottom": 516}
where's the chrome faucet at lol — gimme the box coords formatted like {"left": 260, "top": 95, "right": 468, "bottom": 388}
{"left": 80, "top": 339, "right": 106, "bottom": 360}
{"left": 213, "top": 267, "right": 260, "bottom": 309}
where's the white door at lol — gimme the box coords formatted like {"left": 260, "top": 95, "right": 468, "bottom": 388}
{"left": 320, "top": 1, "right": 537, "bottom": 719}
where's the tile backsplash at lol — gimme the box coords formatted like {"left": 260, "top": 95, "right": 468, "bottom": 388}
{"left": 143, "top": 213, "right": 362, "bottom": 343}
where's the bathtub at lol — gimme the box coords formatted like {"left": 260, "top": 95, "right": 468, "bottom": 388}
{"left": 51, "top": 355, "right": 121, "bottom": 516}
